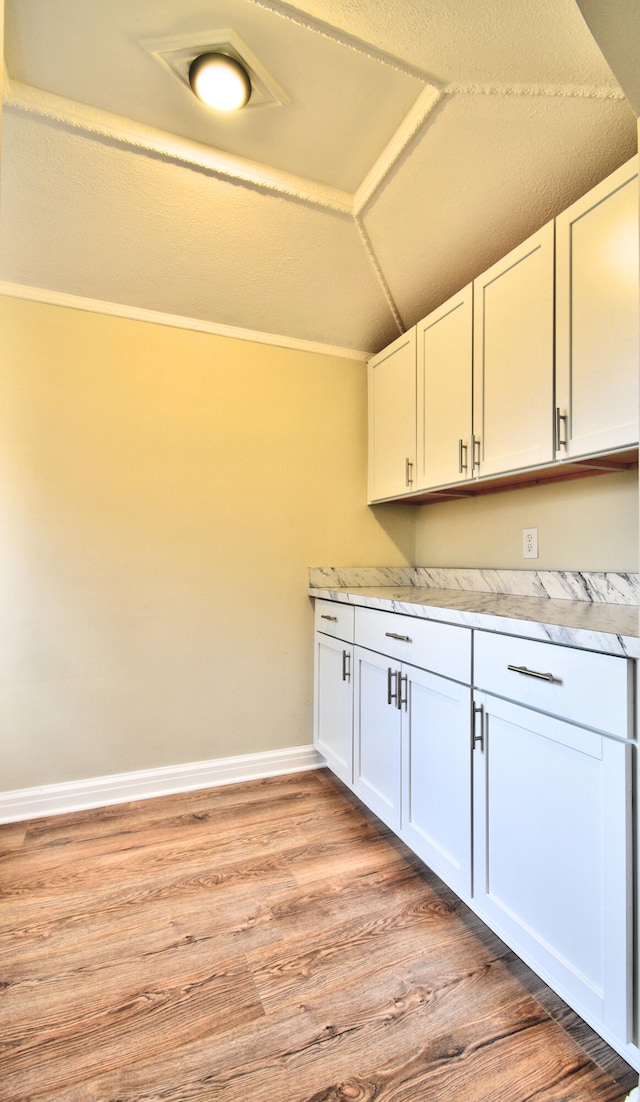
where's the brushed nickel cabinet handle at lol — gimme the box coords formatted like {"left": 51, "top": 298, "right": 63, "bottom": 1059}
{"left": 405, "top": 458, "right": 414, "bottom": 487}
{"left": 387, "top": 667, "right": 398, "bottom": 706}
{"left": 507, "top": 664, "right": 558, "bottom": 683}
{"left": 320, "top": 614, "right": 338, "bottom": 622}
{"left": 342, "top": 650, "right": 351, "bottom": 682}
{"left": 385, "top": 632, "right": 412, "bottom": 643}
{"left": 471, "top": 434, "right": 481, "bottom": 473}
{"left": 472, "top": 702, "right": 485, "bottom": 750}
{"left": 398, "top": 672, "right": 408, "bottom": 711}
{"left": 458, "top": 439, "right": 468, "bottom": 474}
{"left": 555, "top": 407, "right": 568, "bottom": 450}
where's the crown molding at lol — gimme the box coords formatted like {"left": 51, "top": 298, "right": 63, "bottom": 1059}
{"left": 353, "top": 219, "right": 404, "bottom": 334}
{"left": 3, "top": 77, "right": 354, "bottom": 216}
{"left": 0, "top": 282, "right": 370, "bottom": 361}
{"left": 354, "top": 84, "right": 444, "bottom": 215}
{"left": 445, "top": 80, "right": 627, "bottom": 101}
{"left": 246, "top": 0, "right": 431, "bottom": 82}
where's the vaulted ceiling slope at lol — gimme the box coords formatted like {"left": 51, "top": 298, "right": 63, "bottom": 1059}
{"left": 0, "top": 0, "right": 637, "bottom": 355}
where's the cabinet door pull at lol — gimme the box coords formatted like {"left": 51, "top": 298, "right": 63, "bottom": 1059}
{"left": 342, "top": 650, "right": 351, "bottom": 682}
{"left": 405, "top": 458, "right": 414, "bottom": 487}
{"left": 398, "top": 672, "right": 408, "bottom": 711}
{"left": 471, "top": 434, "right": 481, "bottom": 473}
{"left": 555, "top": 407, "right": 569, "bottom": 450}
{"left": 507, "top": 664, "right": 558, "bottom": 683}
{"left": 458, "top": 439, "right": 468, "bottom": 474}
{"left": 472, "top": 702, "right": 485, "bottom": 750}
{"left": 387, "top": 667, "right": 398, "bottom": 706}
{"left": 384, "top": 632, "right": 412, "bottom": 643}
{"left": 320, "top": 614, "right": 338, "bottom": 622}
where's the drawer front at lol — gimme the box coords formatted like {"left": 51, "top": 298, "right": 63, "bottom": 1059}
{"left": 314, "top": 599, "right": 355, "bottom": 642}
{"left": 354, "top": 606, "right": 471, "bottom": 683}
{"left": 474, "top": 631, "right": 632, "bottom": 738}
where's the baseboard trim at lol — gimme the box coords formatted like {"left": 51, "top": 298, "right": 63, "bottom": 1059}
{"left": 0, "top": 745, "right": 326, "bottom": 824}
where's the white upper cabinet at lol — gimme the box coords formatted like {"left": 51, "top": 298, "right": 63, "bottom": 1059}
{"left": 472, "top": 223, "right": 555, "bottom": 479}
{"left": 367, "top": 157, "right": 639, "bottom": 503}
{"left": 416, "top": 285, "right": 473, "bottom": 490}
{"left": 367, "top": 327, "right": 417, "bottom": 502}
{"left": 555, "top": 156, "right": 639, "bottom": 460}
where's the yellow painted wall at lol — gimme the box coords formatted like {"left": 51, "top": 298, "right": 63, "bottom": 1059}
{"left": 1, "top": 293, "right": 637, "bottom": 794}
{"left": 0, "top": 295, "right": 414, "bottom": 790}
{"left": 414, "top": 470, "right": 638, "bottom": 570}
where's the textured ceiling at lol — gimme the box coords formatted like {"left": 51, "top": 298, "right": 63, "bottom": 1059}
{"left": 0, "top": 0, "right": 637, "bottom": 355}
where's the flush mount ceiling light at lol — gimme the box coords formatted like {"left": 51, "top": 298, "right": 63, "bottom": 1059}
{"left": 188, "top": 52, "right": 252, "bottom": 112}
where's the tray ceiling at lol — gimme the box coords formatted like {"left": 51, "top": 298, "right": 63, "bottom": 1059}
{"left": 1, "top": 0, "right": 637, "bottom": 354}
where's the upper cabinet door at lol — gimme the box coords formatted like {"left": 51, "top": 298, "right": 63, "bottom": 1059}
{"left": 367, "top": 328, "right": 417, "bottom": 502}
{"left": 555, "top": 157, "right": 639, "bottom": 460}
{"left": 473, "top": 223, "right": 555, "bottom": 479}
{"left": 416, "top": 285, "right": 473, "bottom": 491}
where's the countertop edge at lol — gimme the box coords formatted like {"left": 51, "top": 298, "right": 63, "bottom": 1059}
{"left": 309, "top": 586, "right": 639, "bottom": 660}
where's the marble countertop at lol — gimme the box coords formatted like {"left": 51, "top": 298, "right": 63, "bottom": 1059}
{"left": 308, "top": 570, "right": 639, "bottom": 659}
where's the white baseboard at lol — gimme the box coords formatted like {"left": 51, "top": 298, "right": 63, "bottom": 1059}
{"left": 0, "top": 745, "right": 326, "bottom": 824}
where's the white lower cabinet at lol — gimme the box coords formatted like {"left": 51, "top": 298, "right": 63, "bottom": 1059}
{"left": 472, "top": 690, "right": 632, "bottom": 1045}
{"left": 313, "top": 599, "right": 635, "bottom": 1062}
{"left": 401, "top": 667, "right": 472, "bottom": 898}
{"left": 352, "top": 647, "right": 472, "bottom": 873}
{"left": 313, "top": 600, "right": 354, "bottom": 787}
{"left": 353, "top": 645, "right": 402, "bottom": 831}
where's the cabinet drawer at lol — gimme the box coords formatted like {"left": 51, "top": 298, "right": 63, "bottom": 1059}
{"left": 354, "top": 607, "right": 471, "bottom": 683}
{"left": 314, "top": 600, "right": 355, "bottom": 642}
{"left": 474, "top": 631, "right": 632, "bottom": 738}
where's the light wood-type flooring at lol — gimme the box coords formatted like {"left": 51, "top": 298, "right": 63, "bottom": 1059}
{"left": 0, "top": 768, "right": 637, "bottom": 1101}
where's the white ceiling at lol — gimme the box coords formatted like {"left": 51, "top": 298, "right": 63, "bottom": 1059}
{"left": 0, "top": 0, "right": 637, "bottom": 355}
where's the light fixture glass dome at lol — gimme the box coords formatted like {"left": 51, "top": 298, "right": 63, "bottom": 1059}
{"left": 188, "top": 53, "right": 252, "bottom": 112}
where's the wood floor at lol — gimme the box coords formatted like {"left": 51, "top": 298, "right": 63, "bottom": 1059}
{"left": 0, "top": 768, "right": 637, "bottom": 1101}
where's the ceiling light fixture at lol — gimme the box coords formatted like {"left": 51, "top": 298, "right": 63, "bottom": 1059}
{"left": 188, "top": 53, "right": 252, "bottom": 112}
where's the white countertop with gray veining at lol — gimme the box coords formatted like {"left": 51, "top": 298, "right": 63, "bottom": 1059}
{"left": 308, "top": 568, "right": 639, "bottom": 658}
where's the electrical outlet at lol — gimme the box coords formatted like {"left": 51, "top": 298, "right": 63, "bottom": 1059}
{"left": 523, "top": 527, "right": 539, "bottom": 559}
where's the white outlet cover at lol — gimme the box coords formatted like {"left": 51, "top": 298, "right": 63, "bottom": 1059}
{"left": 523, "top": 527, "right": 539, "bottom": 559}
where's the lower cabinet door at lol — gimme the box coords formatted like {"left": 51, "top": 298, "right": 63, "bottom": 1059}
{"left": 472, "top": 692, "right": 632, "bottom": 1046}
{"left": 401, "top": 667, "right": 472, "bottom": 898}
{"left": 313, "top": 632, "right": 353, "bottom": 787}
{"left": 353, "top": 646, "right": 402, "bottom": 831}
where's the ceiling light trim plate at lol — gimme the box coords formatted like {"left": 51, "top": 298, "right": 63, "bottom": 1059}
{"left": 141, "top": 28, "right": 291, "bottom": 110}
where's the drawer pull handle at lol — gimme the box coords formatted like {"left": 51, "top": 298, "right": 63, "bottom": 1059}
{"left": 385, "top": 632, "right": 412, "bottom": 643}
{"left": 507, "top": 664, "right": 558, "bottom": 683}
{"left": 320, "top": 614, "right": 338, "bottom": 622}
